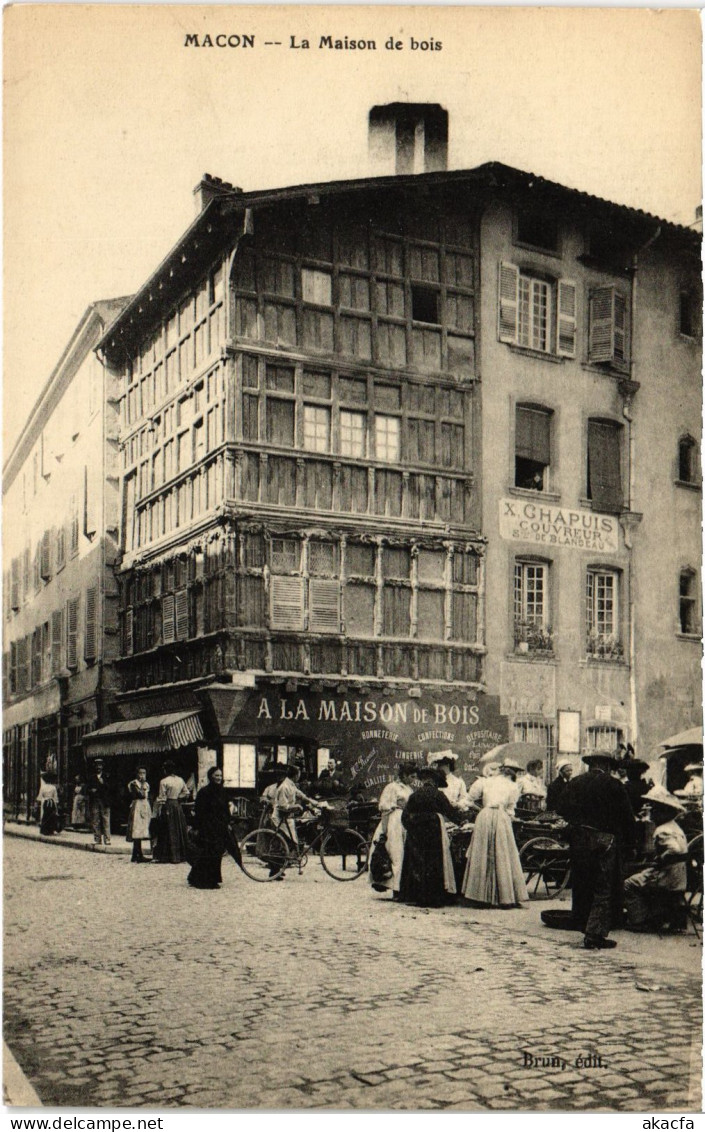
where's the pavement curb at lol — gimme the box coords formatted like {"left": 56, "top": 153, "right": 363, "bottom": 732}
{"left": 3, "top": 1042, "right": 42, "bottom": 1107}
{"left": 4, "top": 823, "right": 130, "bottom": 855}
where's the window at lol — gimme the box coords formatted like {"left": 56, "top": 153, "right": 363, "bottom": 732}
{"left": 679, "top": 569, "right": 699, "bottom": 636}
{"left": 223, "top": 743, "right": 257, "bottom": 789}
{"left": 586, "top": 724, "right": 624, "bottom": 751}
{"left": 70, "top": 494, "right": 79, "bottom": 556}
{"left": 588, "top": 286, "right": 629, "bottom": 370}
{"left": 303, "top": 405, "right": 330, "bottom": 453}
{"left": 498, "top": 264, "right": 576, "bottom": 357}
{"left": 375, "top": 414, "right": 400, "bottom": 462}
{"left": 586, "top": 569, "right": 622, "bottom": 659}
{"left": 266, "top": 399, "right": 295, "bottom": 447}
{"left": 515, "top": 406, "right": 551, "bottom": 491}
{"left": 678, "top": 436, "right": 699, "bottom": 484}
{"left": 679, "top": 291, "right": 698, "bottom": 338}
{"left": 411, "top": 284, "right": 440, "bottom": 325}
{"left": 587, "top": 419, "right": 623, "bottom": 512}
{"left": 516, "top": 208, "right": 560, "bottom": 255}
{"left": 340, "top": 410, "right": 366, "bottom": 458}
{"left": 513, "top": 720, "right": 555, "bottom": 762}
{"left": 301, "top": 268, "right": 332, "bottom": 306}
{"left": 513, "top": 561, "right": 552, "bottom": 652}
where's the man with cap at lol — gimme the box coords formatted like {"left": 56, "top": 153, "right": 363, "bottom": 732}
{"left": 555, "top": 750, "right": 636, "bottom": 950}
{"left": 86, "top": 758, "right": 112, "bottom": 845}
{"left": 428, "top": 750, "right": 469, "bottom": 809}
{"left": 546, "top": 760, "right": 573, "bottom": 813}
{"left": 624, "top": 786, "right": 688, "bottom": 931}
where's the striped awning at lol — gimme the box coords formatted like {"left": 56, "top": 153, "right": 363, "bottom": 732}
{"left": 83, "top": 711, "right": 204, "bottom": 757}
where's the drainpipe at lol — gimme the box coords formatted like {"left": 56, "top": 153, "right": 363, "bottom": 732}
{"left": 624, "top": 224, "right": 662, "bottom": 753}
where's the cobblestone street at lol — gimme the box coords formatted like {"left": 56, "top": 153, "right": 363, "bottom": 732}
{"left": 4, "top": 836, "right": 702, "bottom": 1112}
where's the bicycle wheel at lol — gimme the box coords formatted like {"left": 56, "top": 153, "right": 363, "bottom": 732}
{"left": 239, "top": 829, "right": 290, "bottom": 881}
{"left": 320, "top": 827, "right": 369, "bottom": 881}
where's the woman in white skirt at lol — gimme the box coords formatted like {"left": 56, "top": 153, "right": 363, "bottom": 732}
{"left": 462, "top": 758, "right": 528, "bottom": 907}
{"left": 369, "top": 762, "right": 417, "bottom": 897}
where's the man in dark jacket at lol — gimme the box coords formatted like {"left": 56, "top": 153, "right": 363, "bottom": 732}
{"left": 86, "top": 758, "right": 112, "bottom": 845}
{"left": 556, "top": 751, "right": 636, "bottom": 950}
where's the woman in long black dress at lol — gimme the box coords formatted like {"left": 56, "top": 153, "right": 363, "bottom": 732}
{"left": 398, "top": 766, "right": 467, "bottom": 907}
{"left": 188, "top": 767, "right": 231, "bottom": 889}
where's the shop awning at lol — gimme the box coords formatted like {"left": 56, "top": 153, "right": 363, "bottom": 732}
{"left": 83, "top": 711, "right": 205, "bottom": 757}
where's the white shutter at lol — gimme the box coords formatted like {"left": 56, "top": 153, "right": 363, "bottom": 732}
{"left": 40, "top": 531, "right": 51, "bottom": 579}
{"left": 309, "top": 579, "right": 341, "bottom": 633}
{"left": 589, "top": 287, "right": 615, "bottom": 362}
{"left": 556, "top": 280, "right": 577, "bottom": 357}
{"left": 498, "top": 262, "right": 519, "bottom": 344}
{"left": 162, "top": 594, "right": 175, "bottom": 643}
{"left": 270, "top": 576, "right": 305, "bottom": 630}
{"left": 51, "top": 609, "right": 63, "bottom": 673}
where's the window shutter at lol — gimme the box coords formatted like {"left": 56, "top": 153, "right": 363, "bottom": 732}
{"left": 613, "top": 291, "right": 629, "bottom": 368}
{"left": 175, "top": 588, "right": 189, "bottom": 640}
{"left": 270, "top": 576, "right": 305, "bottom": 630}
{"left": 515, "top": 407, "right": 550, "bottom": 464}
{"left": 31, "top": 628, "right": 40, "bottom": 686}
{"left": 51, "top": 609, "right": 64, "bottom": 674}
{"left": 498, "top": 262, "right": 519, "bottom": 344}
{"left": 40, "top": 531, "right": 51, "bottom": 579}
{"left": 84, "top": 585, "right": 98, "bottom": 661}
{"left": 588, "top": 286, "right": 614, "bottom": 362}
{"left": 42, "top": 622, "right": 51, "bottom": 681}
{"left": 20, "top": 636, "right": 31, "bottom": 691}
{"left": 587, "top": 420, "right": 623, "bottom": 512}
{"left": 11, "top": 558, "right": 20, "bottom": 610}
{"left": 162, "top": 594, "right": 175, "bottom": 643}
{"left": 557, "top": 280, "right": 577, "bottom": 357}
{"left": 66, "top": 597, "right": 79, "bottom": 668}
{"left": 2, "top": 651, "right": 8, "bottom": 702}
{"left": 124, "top": 608, "right": 134, "bottom": 656}
{"left": 84, "top": 464, "right": 98, "bottom": 538}
{"left": 309, "top": 579, "right": 341, "bottom": 633}
{"left": 10, "top": 641, "right": 17, "bottom": 693}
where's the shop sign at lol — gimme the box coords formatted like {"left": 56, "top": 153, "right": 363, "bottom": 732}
{"left": 223, "top": 686, "right": 508, "bottom": 795}
{"left": 499, "top": 498, "right": 619, "bottom": 553}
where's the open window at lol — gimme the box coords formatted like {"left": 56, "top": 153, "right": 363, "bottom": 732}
{"left": 515, "top": 405, "right": 552, "bottom": 491}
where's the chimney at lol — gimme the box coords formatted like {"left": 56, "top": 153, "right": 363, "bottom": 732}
{"left": 369, "top": 103, "right": 448, "bottom": 176}
{"left": 193, "top": 174, "right": 243, "bottom": 214}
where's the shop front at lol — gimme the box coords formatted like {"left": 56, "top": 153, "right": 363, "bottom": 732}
{"left": 199, "top": 681, "right": 509, "bottom": 800}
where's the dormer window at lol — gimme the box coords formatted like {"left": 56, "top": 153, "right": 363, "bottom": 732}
{"left": 516, "top": 208, "right": 560, "bottom": 255}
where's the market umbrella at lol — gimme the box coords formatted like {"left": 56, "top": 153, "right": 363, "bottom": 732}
{"left": 658, "top": 727, "right": 703, "bottom": 759}
{"left": 478, "top": 742, "right": 547, "bottom": 770}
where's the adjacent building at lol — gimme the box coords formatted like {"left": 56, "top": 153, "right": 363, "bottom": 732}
{"left": 3, "top": 299, "right": 129, "bottom": 817}
{"left": 477, "top": 165, "right": 702, "bottom": 776}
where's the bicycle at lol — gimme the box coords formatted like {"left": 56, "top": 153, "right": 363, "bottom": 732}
{"left": 239, "top": 805, "right": 369, "bottom": 882}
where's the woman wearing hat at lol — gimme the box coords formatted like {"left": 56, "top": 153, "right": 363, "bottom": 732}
{"left": 623, "top": 786, "right": 689, "bottom": 932}
{"left": 369, "top": 762, "right": 417, "bottom": 898}
{"left": 428, "top": 751, "right": 469, "bottom": 809}
{"left": 398, "top": 766, "right": 467, "bottom": 907}
{"left": 546, "top": 760, "right": 573, "bottom": 812}
{"left": 461, "top": 760, "right": 528, "bottom": 908}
